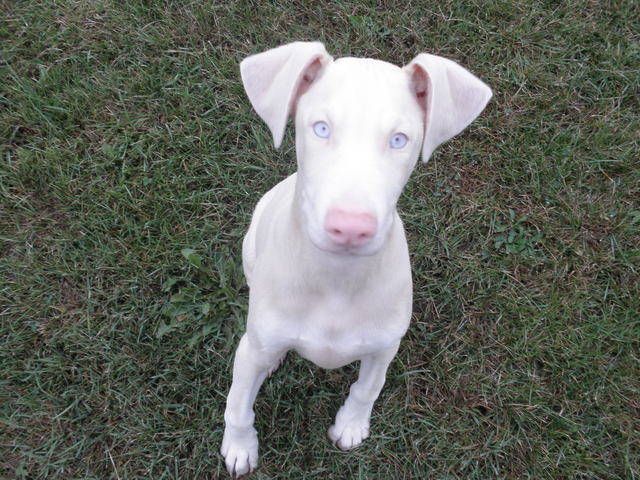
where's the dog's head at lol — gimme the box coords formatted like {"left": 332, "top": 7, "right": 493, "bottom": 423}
{"left": 240, "top": 42, "right": 492, "bottom": 256}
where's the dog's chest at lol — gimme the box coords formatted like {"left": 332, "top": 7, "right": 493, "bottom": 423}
{"left": 271, "top": 290, "right": 409, "bottom": 369}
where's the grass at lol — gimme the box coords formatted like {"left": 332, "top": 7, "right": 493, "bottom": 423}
{"left": 1, "top": 1, "right": 638, "bottom": 478}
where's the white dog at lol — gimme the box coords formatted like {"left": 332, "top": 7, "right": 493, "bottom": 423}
{"left": 221, "top": 41, "right": 492, "bottom": 477}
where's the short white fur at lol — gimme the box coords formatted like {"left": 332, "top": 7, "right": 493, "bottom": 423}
{"left": 221, "top": 41, "right": 492, "bottom": 477}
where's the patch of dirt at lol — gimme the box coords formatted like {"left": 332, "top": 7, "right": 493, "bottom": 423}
{"left": 451, "top": 162, "right": 494, "bottom": 196}
{"left": 35, "top": 277, "right": 85, "bottom": 341}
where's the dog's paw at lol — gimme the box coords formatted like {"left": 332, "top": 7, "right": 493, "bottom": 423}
{"left": 220, "top": 426, "right": 258, "bottom": 478}
{"left": 328, "top": 418, "right": 370, "bottom": 450}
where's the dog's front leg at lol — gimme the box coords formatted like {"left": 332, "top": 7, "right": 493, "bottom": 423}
{"left": 328, "top": 342, "right": 400, "bottom": 450}
{"left": 221, "top": 333, "right": 283, "bottom": 477}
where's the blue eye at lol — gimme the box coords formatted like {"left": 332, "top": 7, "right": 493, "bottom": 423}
{"left": 313, "top": 121, "right": 330, "bottom": 139}
{"left": 390, "top": 133, "right": 408, "bottom": 149}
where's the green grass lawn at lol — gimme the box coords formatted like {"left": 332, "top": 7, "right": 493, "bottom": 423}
{"left": 1, "top": 1, "right": 638, "bottom": 478}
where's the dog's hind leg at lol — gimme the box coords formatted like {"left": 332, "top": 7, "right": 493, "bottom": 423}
{"left": 267, "top": 351, "right": 287, "bottom": 377}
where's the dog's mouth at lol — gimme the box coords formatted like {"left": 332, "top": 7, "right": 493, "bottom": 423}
{"left": 309, "top": 234, "right": 381, "bottom": 257}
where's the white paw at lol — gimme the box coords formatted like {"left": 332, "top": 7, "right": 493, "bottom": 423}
{"left": 220, "top": 426, "right": 258, "bottom": 478}
{"left": 328, "top": 417, "right": 370, "bottom": 450}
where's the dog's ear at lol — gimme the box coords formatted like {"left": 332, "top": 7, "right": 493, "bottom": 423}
{"left": 404, "top": 54, "right": 492, "bottom": 163}
{"left": 240, "top": 42, "right": 333, "bottom": 148}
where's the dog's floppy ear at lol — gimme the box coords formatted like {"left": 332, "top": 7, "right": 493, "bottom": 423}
{"left": 240, "top": 41, "right": 333, "bottom": 148}
{"left": 404, "top": 54, "right": 492, "bottom": 163}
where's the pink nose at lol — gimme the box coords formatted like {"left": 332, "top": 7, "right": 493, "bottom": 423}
{"left": 324, "top": 208, "right": 378, "bottom": 247}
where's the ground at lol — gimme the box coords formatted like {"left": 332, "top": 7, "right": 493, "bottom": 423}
{"left": 1, "top": 1, "right": 639, "bottom": 478}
